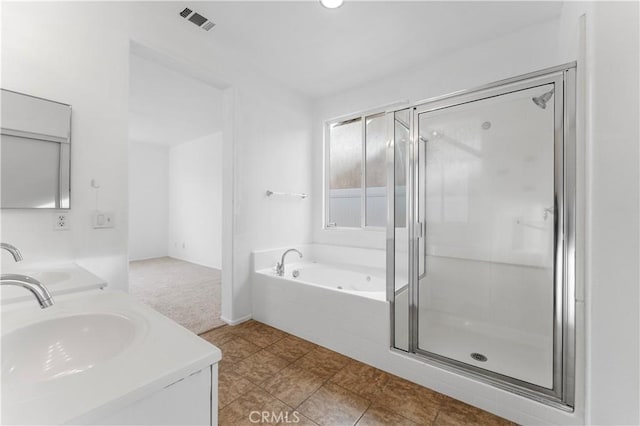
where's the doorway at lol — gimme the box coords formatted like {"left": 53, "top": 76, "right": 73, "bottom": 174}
{"left": 127, "top": 45, "right": 226, "bottom": 334}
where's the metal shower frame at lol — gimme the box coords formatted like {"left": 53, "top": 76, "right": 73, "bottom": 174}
{"left": 385, "top": 62, "right": 577, "bottom": 410}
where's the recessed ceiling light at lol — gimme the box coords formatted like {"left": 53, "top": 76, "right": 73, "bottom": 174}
{"left": 320, "top": 0, "right": 344, "bottom": 9}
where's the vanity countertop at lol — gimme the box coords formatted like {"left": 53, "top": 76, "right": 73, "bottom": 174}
{"left": 0, "top": 262, "right": 107, "bottom": 304}
{"left": 1, "top": 289, "right": 221, "bottom": 425}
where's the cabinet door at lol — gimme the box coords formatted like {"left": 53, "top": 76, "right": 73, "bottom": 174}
{"left": 92, "top": 366, "right": 213, "bottom": 426}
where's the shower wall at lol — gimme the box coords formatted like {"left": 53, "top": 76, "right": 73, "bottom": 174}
{"left": 418, "top": 84, "right": 555, "bottom": 337}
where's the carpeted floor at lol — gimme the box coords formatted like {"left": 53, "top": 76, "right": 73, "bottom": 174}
{"left": 129, "top": 257, "right": 224, "bottom": 335}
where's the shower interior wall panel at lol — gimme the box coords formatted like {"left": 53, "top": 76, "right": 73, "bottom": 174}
{"left": 413, "top": 83, "right": 557, "bottom": 390}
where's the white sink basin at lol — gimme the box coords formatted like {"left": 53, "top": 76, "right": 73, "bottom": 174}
{"left": 1, "top": 313, "right": 136, "bottom": 384}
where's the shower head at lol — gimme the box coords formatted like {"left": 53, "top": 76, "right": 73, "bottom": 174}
{"left": 532, "top": 89, "right": 555, "bottom": 109}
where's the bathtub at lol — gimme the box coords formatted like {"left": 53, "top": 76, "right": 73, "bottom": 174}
{"left": 252, "top": 245, "right": 389, "bottom": 368}
{"left": 256, "top": 262, "right": 386, "bottom": 301}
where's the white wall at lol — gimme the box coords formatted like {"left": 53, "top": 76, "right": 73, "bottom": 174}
{"left": 128, "top": 142, "right": 169, "bottom": 261}
{"left": 168, "top": 133, "right": 223, "bottom": 269}
{"left": 129, "top": 52, "right": 224, "bottom": 146}
{"left": 0, "top": 3, "right": 314, "bottom": 323}
{"left": 584, "top": 2, "right": 639, "bottom": 424}
{"left": 1, "top": 3, "right": 131, "bottom": 285}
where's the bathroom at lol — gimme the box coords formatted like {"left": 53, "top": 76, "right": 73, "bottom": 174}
{"left": 1, "top": 1, "right": 638, "bottom": 425}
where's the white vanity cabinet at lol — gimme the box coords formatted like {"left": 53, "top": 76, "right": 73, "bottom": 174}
{"left": 90, "top": 364, "right": 218, "bottom": 426}
{"left": 1, "top": 291, "right": 222, "bottom": 426}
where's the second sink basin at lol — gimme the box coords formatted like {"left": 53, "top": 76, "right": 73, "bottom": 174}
{"left": 1, "top": 313, "right": 136, "bottom": 384}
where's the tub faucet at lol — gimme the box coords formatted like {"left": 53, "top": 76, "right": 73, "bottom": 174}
{"left": 276, "top": 249, "right": 303, "bottom": 277}
{"left": 1, "top": 274, "right": 54, "bottom": 308}
{"left": 1, "top": 243, "right": 23, "bottom": 262}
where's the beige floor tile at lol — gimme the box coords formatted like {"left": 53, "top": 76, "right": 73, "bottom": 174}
{"left": 257, "top": 398, "right": 317, "bottom": 426}
{"left": 261, "top": 365, "right": 326, "bottom": 408}
{"left": 232, "top": 319, "right": 259, "bottom": 330}
{"left": 330, "top": 360, "right": 390, "bottom": 400}
{"left": 232, "top": 349, "right": 290, "bottom": 384}
{"left": 219, "top": 357, "right": 236, "bottom": 372}
{"left": 218, "top": 369, "right": 255, "bottom": 408}
{"left": 218, "top": 385, "right": 280, "bottom": 426}
{"left": 231, "top": 321, "right": 289, "bottom": 348}
{"left": 292, "top": 346, "right": 351, "bottom": 379}
{"left": 217, "top": 335, "right": 262, "bottom": 364}
{"left": 215, "top": 320, "right": 513, "bottom": 426}
{"left": 356, "top": 404, "right": 418, "bottom": 426}
{"left": 435, "top": 398, "right": 515, "bottom": 426}
{"left": 298, "top": 382, "right": 370, "bottom": 426}
{"left": 200, "top": 325, "right": 236, "bottom": 346}
{"left": 265, "top": 335, "right": 318, "bottom": 363}
{"left": 277, "top": 413, "right": 319, "bottom": 426}
{"left": 373, "top": 375, "right": 443, "bottom": 424}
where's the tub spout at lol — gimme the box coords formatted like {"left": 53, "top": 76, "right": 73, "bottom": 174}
{"left": 277, "top": 249, "right": 303, "bottom": 277}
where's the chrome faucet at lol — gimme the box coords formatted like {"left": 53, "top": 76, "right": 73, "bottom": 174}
{"left": 1, "top": 243, "right": 23, "bottom": 262}
{"left": 0, "top": 242, "right": 54, "bottom": 308}
{"left": 276, "top": 249, "right": 303, "bottom": 277}
{"left": 1, "top": 274, "right": 54, "bottom": 308}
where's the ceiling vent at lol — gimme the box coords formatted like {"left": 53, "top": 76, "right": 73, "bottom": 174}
{"left": 179, "top": 7, "right": 216, "bottom": 31}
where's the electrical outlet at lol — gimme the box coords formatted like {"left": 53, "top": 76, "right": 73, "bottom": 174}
{"left": 54, "top": 213, "right": 69, "bottom": 230}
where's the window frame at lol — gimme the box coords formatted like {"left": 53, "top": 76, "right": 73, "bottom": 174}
{"left": 323, "top": 102, "right": 407, "bottom": 231}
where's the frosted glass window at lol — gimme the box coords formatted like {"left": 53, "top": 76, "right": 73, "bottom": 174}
{"left": 328, "top": 118, "right": 362, "bottom": 227}
{"left": 326, "top": 112, "right": 391, "bottom": 229}
{"left": 365, "top": 114, "right": 387, "bottom": 227}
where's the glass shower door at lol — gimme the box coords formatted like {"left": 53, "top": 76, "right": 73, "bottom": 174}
{"left": 388, "top": 65, "right": 575, "bottom": 407}
{"left": 414, "top": 84, "right": 558, "bottom": 388}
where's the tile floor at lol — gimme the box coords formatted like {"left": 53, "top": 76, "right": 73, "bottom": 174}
{"left": 200, "top": 320, "right": 515, "bottom": 426}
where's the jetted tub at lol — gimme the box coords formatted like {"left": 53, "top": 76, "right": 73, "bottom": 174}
{"left": 256, "top": 262, "right": 386, "bottom": 301}
{"left": 251, "top": 244, "right": 391, "bottom": 373}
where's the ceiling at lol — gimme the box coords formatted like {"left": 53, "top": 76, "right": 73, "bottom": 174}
{"left": 158, "top": 1, "right": 563, "bottom": 98}
{"left": 128, "top": 52, "right": 223, "bottom": 146}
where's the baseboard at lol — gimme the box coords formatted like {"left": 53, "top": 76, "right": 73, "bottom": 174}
{"left": 129, "top": 254, "right": 171, "bottom": 262}
{"left": 168, "top": 255, "right": 221, "bottom": 270}
{"left": 221, "top": 314, "right": 252, "bottom": 326}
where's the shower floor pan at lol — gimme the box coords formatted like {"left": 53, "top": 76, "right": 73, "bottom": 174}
{"left": 418, "top": 311, "right": 553, "bottom": 389}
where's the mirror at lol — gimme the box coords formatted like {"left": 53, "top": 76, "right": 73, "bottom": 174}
{"left": 1, "top": 89, "right": 71, "bottom": 209}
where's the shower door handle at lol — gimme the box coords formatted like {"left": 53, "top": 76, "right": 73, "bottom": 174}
{"left": 417, "top": 221, "right": 426, "bottom": 280}
{"left": 417, "top": 135, "right": 427, "bottom": 282}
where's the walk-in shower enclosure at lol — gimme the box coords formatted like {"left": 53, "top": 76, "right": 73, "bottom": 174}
{"left": 387, "top": 64, "right": 576, "bottom": 409}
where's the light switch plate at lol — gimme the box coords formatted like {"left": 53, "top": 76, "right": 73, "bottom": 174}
{"left": 92, "top": 211, "right": 114, "bottom": 229}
